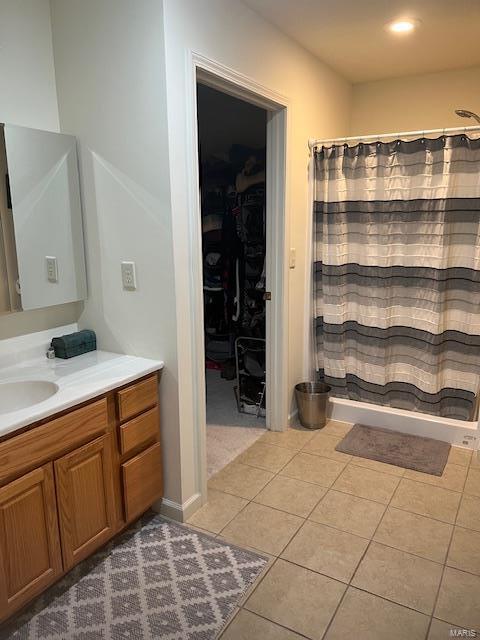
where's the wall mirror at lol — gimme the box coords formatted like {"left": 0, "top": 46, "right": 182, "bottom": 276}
{"left": 0, "top": 123, "right": 87, "bottom": 313}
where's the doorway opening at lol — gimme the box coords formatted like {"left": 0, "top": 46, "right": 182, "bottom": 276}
{"left": 197, "top": 83, "right": 268, "bottom": 477}
{"left": 189, "top": 57, "right": 289, "bottom": 508}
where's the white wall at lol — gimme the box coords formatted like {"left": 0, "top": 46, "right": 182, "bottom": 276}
{"left": 51, "top": 0, "right": 351, "bottom": 514}
{"left": 0, "top": 0, "right": 81, "bottom": 340}
{"left": 162, "top": 0, "right": 351, "bottom": 506}
{"left": 0, "top": 0, "right": 59, "bottom": 131}
{"left": 50, "top": 0, "right": 183, "bottom": 504}
{"left": 350, "top": 66, "right": 480, "bottom": 135}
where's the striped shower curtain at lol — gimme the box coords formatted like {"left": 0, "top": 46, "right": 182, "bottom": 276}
{"left": 313, "top": 134, "right": 480, "bottom": 421}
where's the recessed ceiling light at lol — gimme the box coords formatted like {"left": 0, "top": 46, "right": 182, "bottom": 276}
{"left": 387, "top": 18, "right": 419, "bottom": 34}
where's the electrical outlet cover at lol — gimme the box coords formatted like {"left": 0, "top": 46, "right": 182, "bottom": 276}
{"left": 46, "top": 256, "right": 58, "bottom": 283}
{"left": 121, "top": 261, "right": 137, "bottom": 290}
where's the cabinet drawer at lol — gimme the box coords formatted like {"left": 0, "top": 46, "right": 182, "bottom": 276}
{"left": 122, "top": 442, "right": 163, "bottom": 522}
{"left": 0, "top": 399, "right": 108, "bottom": 485}
{"left": 116, "top": 375, "right": 158, "bottom": 422}
{"left": 119, "top": 406, "right": 159, "bottom": 456}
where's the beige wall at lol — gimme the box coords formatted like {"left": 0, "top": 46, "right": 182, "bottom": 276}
{"left": 0, "top": 0, "right": 81, "bottom": 340}
{"left": 350, "top": 66, "right": 480, "bottom": 136}
{"left": 163, "top": 0, "right": 351, "bottom": 508}
{"left": 0, "top": 0, "right": 59, "bottom": 131}
{"left": 50, "top": 0, "right": 181, "bottom": 505}
{"left": 45, "top": 0, "right": 350, "bottom": 518}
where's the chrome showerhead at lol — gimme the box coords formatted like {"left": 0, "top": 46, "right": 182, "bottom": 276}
{"left": 455, "top": 109, "right": 480, "bottom": 124}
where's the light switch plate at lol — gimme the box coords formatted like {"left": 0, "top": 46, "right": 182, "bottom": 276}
{"left": 121, "top": 261, "right": 137, "bottom": 290}
{"left": 46, "top": 256, "right": 58, "bottom": 283}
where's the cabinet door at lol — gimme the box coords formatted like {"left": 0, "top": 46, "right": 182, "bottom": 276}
{"left": 122, "top": 442, "right": 163, "bottom": 522}
{"left": 55, "top": 434, "right": 116, "bottom": 570}
{"left": 0, "top": 464, "right": 62, "bottom": 621}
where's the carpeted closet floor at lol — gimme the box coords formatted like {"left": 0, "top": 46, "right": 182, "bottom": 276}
{"left": 206, "top": 370, "right": 265, "bottom": 477}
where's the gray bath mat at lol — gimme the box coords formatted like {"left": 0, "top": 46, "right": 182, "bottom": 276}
{"left": 335, "top": 424, "right": 451, "bottom": 476}
{"left": 1, "top": 513, "right": 268, "bottom": 640}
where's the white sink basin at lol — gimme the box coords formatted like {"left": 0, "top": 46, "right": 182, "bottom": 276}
{"left": 0, "top": 380, "right": 59, "bottom": 414}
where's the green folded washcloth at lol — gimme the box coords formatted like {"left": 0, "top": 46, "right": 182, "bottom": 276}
{"left": 51, "top": 329, "right": 97, "bottom": 359}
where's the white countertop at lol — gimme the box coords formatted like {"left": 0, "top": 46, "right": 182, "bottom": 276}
{"left": 0, "top": 350, "right": 164, "bottom": 438}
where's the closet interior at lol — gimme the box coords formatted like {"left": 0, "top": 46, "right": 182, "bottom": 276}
{"left": 197, "top": 83, "right": 268, "bottom": 475}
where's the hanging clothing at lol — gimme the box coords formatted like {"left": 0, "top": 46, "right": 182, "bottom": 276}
{"left": 313, "top": 134, "right": 480, "bottom": 421}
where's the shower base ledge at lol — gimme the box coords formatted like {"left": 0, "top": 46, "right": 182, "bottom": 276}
{"left": 329, "top": 397, "right": 479, "bottom": 449}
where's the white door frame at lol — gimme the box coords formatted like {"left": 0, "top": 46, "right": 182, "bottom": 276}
{"left": 185, "top": 52, "right": 290, "bottom": 503}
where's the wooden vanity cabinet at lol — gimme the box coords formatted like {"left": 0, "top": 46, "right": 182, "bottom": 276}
{"left": 0, "top": 371, "right": 163, "bottom": 623}
{"left": 118, "top": 406, "right": 159, "bottom": 456}
{"left": 0, "top": 464, "right": 62, "bottom": 619}
{"left": 122, "top": 442, "right": 163, "bottom": 522}
{"left": 115, "top": 376, "right": 163, "bottom": 524}
{"left": 55, "top": 433, "right": 117, "bottom": 570}
{"left": 116, "top": 375, "right": 158, "bottom": 422}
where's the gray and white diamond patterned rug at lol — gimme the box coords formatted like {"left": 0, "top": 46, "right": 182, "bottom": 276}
{"left": 0, "top": 514, "right": 268, "bottom": 640}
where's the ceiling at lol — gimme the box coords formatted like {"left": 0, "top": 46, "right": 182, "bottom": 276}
{"left": 242, "top": 0, "right": 480, "bottom": 83}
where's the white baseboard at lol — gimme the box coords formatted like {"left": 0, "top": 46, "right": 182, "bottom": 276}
{"left": 288, "top": 408, "right": 299, "bottom": 425}
{"left": 155, "top": 493, "right": 203, "bottom": 523}
{"left": 269, "top": 408, "right": 298, "bottom": 432}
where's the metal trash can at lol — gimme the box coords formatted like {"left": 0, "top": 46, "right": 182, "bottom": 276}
{"left": 295, "top": 382, "right": 331, "bottom": 429}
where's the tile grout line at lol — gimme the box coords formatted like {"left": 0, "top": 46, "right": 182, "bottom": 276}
{"left": 235, "top": 467, "right": 345, "bottom": 554}
{"left": 207, "top": 427, "right": 477, "bottom": 637}
{"left": 203, "top": 452, "right": 276, "bottom": 537}
{"left": 190, "top": 477, "right": 259, "bottom": 533}
{"left": 230, "top": 528, "right": 480, "bottom": 619}
{"left": 320, "top": 456, "right": 404, "bottom": 640}
{"left": 297, "top": 430, "right": 471, "bottom": 488}
{"left": 212, "top": 435, "right": 336, "bottom": 547}
{"left": 221, "top": 443, "right": 306, "bottom": 637}
{"left": 333, "top": 582, "right": 439, "bottom": 618}
{"left": 219, "top": 428, "right": 345, "bottom": 638}
{"left": 266, "top": 544, "right": 480, "bottom": 615}
{"left": 210, "top": 444, "right": 473, "bottom": 496}
{"left": 379, "top": 502, "right": 457, "bottom": 527}
{"left": 285, "top": 516, "right": 471, "bottom": 571}
{"left": 225, "top": 608, "right": 314, "bottom": 640}
{"left": 207, "top": 440, "right": 478, "bottom": 537}
{"left": 197, "top": 499, "right": 480, "bottom": 585}
{"left": 212, "top": 463, "right": 346, "bottom": 560}
{"left": 116, "top": 506, "right": 464, "bottom": 640}
{"left": 302, "top": 484, "right": 332, "bottom": 521}
{"left": 346, "top": 459, "right": 471, "bottom": 492}
{"left": 266, "top": 425, "right": 473, "bottom": 470}
{"left": 253, "top": 484, "right": 328, "bottom": 521}
{"left": 205, "top": 471, "right": 478, "bottom": 563}
{"left": 213, "top": 496, "right": 253, "bottom": 536}
{"left": 252, "top": 541, "right": 444, "bottom": 622}
{"left": 209, "top": 478, "right": 477, "bottom": 527}
{"left": 239, "top": 558, "right": 439, "bottom": 639}
{"left": 235, "top": 438, "right": 314, "bottom": 480}
{"left": 216, "top": 437, "right": 309, "bottom": 553}
{"left": 424, "top": 455, "right": 472, "bottom": 639}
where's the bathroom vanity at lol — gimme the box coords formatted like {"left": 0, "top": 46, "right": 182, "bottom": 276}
{"left": 0, "top": 104, "right": 165, "bottom": 624}
{"left": 0, "top": 348, "right": 164, "bottom": 623}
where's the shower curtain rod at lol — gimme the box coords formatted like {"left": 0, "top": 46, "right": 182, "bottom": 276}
{"left": 308, "top": 124, "right": 480, "bottom": 151}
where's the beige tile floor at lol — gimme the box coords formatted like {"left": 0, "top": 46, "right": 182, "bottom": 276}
{"left": 187, "top": 421, "right": 480, "bottom": 639}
